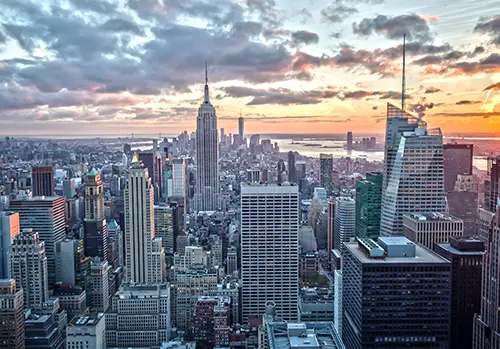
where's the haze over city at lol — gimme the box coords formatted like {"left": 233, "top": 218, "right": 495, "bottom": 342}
{"left": 0, "top": 0, "right": 499, "bottom": 135}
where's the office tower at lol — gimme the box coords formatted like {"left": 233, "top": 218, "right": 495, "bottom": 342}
{"left": 124, "top": 155, "right": 164, "bottom": 283}
{"left": 0, "top": 279, "right": 25, "bottom": 349}
{"left": 155, "top": 205, "right": 174, "bottom": 270}
{"left": 287, "top": 151, "right": 297, "bottom": 183}
{"left": 473, "top": 209, "right": 500, "bottom": 349}
{"left": 83, "top": 169, "right": 108, "bottom": 261}
{"left": 139, "top": 152, "right": 155, "bottom": 184}
{"left": 53, "top": 285, "right": 87, "bottom": 319}
{"left": 343, "top": 237, "right": 451, "bottom": 349}
{"left": 9, "top": 230, "right": 49, "bottom": 308}
{"left": 246, "top": 169, "right": 261, "bottom": 183}
{"left": 380, "top": 103, "right": 447, "bottom": 236}
{"left": 434, "top": 236, "right": 485, "bottom": 349}
{"left": 239, "top": 115, "right": 244, "bottom": 144}
{"left": 320, "top": 153, "right": 333, "bottom": 193}
{"left": 355, "top": 172, "right": 382, "bottom": 240}
{"left": 55, "top": 239, "right": 91, "bottom": 292}
{"left": 227, "top": 246, "right": 237, "bottom": 275}
{"left": 333, "top": 270, "right": 342, "bottom": 336}
{"left": 327, "top": 199, "right": 335, "bottom": 262}
{"left": 107, "top": 219, "right": 124, "bottom": 269}
{"left": 277, "top": 159, "right": 286, "bottom": 184}
{"left": 241, "top": 183, "right": 299, "bottom": 322}
{"left": 403, "top": 212, "right": 463, "bottom": 250}
{"left": 313, "top": 187, "right": 328, "bottom": 211}
{"left": 0, "top": 211, "right": 20, "bottom": 279}
{"left": 296, "top": 161, "right": 306, "bottom": 181}
{"left": 155, "top": 152, "right": 163, "bottom": 201}
{"left": 106, "top": 283, "right": 170, "bottom": 348}
{"left": 443, "top": 143, "right": 473, "bottom": 192}
{"left": 66, "top": 314, "right": 106, "bottom": 349}
{"left": 90, "top": 258, "right": 110, "bottom": 312}
{"left": 333, "top": 197, "right": 355, "bottom": 251}
{"left": 175, "top": 270, "right": 218, "bottom": 331}
{"left": 62, "top": 178, "right": 76, "bottom": 199}
{"left": 32, "top": 165, "right": 55, "bottom": 196}
{"left": 10, "top": 196, "right": 65, "bottom": 286}
{"left": 194, "top": 66, "right": 220, "bottom": 212}
{"left": 448, "top": 175, "right": 479, "bottom": 233}
{"left": 25, "top": 311, "right": 64, "bottom": 349}
{"left": 484, "top": 156, "right": 500, "bottom": 212}
{"left": 171, "top": 158, "right": 187, "bottom": 198}
{"left": 193, "top": 296, "right": 231, "bottom": 348}
{"left": 346, "top": 132, "right": 353, "bottom": 151}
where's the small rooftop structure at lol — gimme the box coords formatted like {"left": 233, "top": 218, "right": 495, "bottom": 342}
{"left": 266, "top": 322, "right": 344, "bottom": 349}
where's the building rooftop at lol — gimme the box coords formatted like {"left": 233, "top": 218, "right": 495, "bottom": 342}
{"left": 267, "top": 322, "right": 344, "bottom": 349}
{"left": 436, "top": 236, "right": 486, "bottom": 256}
{"left": 241, "top": 182, "right": 298, "bottom": 193}
{"left": 69, "top": 313, "right": 103, "bottom": 327}
{"left": 405, "top": 212, "right": 461, "bottom": 222}
{"left": 116, "top": 282, "right": 169, "bottom": 299}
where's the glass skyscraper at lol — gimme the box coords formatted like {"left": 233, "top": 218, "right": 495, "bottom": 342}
{"left": 355, "top": 172, "right": 382, "bottom": 240}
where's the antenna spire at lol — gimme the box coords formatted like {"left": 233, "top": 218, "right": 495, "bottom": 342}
{"left": 205, "top": 62, "right": 208, "bottom": 85}
{"left": 401, "top": 33, "right": 406, "bottom": 112}
{"left": 203, "top": 62, "right": 210, "bottom": 103}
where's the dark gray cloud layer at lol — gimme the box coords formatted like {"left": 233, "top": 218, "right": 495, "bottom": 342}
{"left": 474, "top": 15, "right": 500, "bottom": 47}
{"left": 353, "top": 14, "right": 433, "bottom": 41}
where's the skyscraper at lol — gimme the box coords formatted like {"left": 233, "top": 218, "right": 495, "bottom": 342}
{"left": 448, "top": 174, "right": 479, "bottom": 233}
{"left": 9, "top": 230, "right": 49, "bottom": 308}
{"left": 343, "top": 237, "right": 451, "bottom": 349}
{"left": 355, "top": 172, "right": 382, "bottom": 240}
{"left": 287, "top": 151, "right": 296, "bottom": 183}
{"left": 55, "top": 239, "right": 91, "bottom": 291}
{"left": 0, "top": 211, "right": 20, "bottom": 279}
{"left": 443, "top": 143, "right": 473, "bottom": 192}
{"left": 434, "top": 236, "right": 485, "bottom": 349}
{"left": 31, "top": 165, "right": 55, "bottom": 197}
{"left": 138, "top": 152, "right": 155, "bottom": 185}
{"left": 380, "top": 103, "right": 447, "bottom": 236}
{"left": 171, "top": 158, "right": 187, "bottom": 198}
{"left": 90, "top": 258, "right": 110, "bottom": 313}
{"left": 239, "top": 114, "right": 244, "bottom": 144}
{"left": 277, "top": 159, "right": 286, "bottom": 184}
{"left": 403, "top": 212, "right": 463, "bottom": 250}
{"left": 154, "top": 205, "right": 174, "bottom": 271}
{"left": 194, "top": 65, "right": 220, "bottom": 211}
{"left": 327, "top": 198, "right": 335, "bottom": 262}
{"left": 83, "top": 169, "right": 108, "bottom": 261}
{"left": 333, "top": 197, "right": 355, "bottom": 251}
{"left": 10, "top": 196, "right": 66, "bottom": 286}
{"left": 484, "top": 156, "right": 500, "bottom": 213}
{"left": 320, "top": 153, "right": 333, "bottom": 193}
{"left": 241, "top": 183, "right": 299, "bottom": 322}
{"left": 473, "top": 209, "right": 500, "bottom": 349}
{"left": 124, "top": 154, "right": 164, "bottom": 283}
{"left": 0, "top": 279, "right": 25, "bottom": 349}
{"left": 346, "top": 132, "right": 353, "bottom": 151}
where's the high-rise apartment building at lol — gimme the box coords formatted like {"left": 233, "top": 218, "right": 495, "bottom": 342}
{"left": 32, "top": 165, "right": 55, "bottom": 197}
{"left": 83, "top": 169, "right": 108, "bottom": 261}
{"left": 105, "top": 283, "right": 171, "bottom": 348}
{"left": 343, "top": 237, "right": 451, "bottom": 349}
{"left": 434, "top": 236, "right": 485, "bottom": 349}
{"left": 9, "top": 230, "right": 49, "bottom": 308}
{"left": 194, "top": 67, "right": 220, "bottom": 211}
{"left": 320, "top": 153, "right": 333, "bottom": 193}
{"left": 380, "top": 103, "right": 447, "bottom": 236}
{"left": 124, "top": 155, "right": 164, "bottom": 283}
{"left": 287, "top": 151, "right": 297, "bottom": 183}
{"left": 10, "top": 196, "right": 66, "bottom": 286}
{"left": 193, "top": 296, "right": 231, "bottom": 349}
{"left": 473, "top": 209, "right": 500, "bottom": 349}
{"left": 0, "top": 211, "right": 20, "bottom": 279}
{"left": 443, "top": 143, "right": 473, "bottom": 192}
{"left": 90, "top": 258, "right": 110, "bottom": 312}
{"left": 241, "top": 183, "right": 299, "bottom": 322}
{"left": 333, "top": 197, "right": 355, "bottom": 251}
{"left": 355, "top": 172, "right": 382, "bottom": 240}
{"left": 403, "top": 212, "right": 463, "bottom": 250}
{"left": 0, "top": 279, "right": 25, "bottom": 349}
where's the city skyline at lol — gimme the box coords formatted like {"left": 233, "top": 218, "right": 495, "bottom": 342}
{"left": 0, "top": 0, "right": 498, "bottom": 136}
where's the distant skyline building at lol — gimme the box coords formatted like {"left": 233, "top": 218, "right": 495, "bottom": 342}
{"left": 287, "top": 151, "right": 297, "bottom": 183}
{"left": 83, "top": 169, "right": 108, "bottom": 261}
{"left": 90, "top": 258, "right": 110, "bottom": 313}
{"left": 194, "top": 66, "right": 220, "bottom": 211}
{"left": 9, "top": 230, "right": 49, "bottom": 308}
{"left": 319, "top": 154, "right": 333, "bottom": 193}
{"left": 343, "top": 237, "right": 451, "bottom": 349}
{"left": 277, "top": 159, "right": 286, "bottom": 184}
{"left": 327, "top": 198, "right": 335, "bottom": 261}
{"left": 355, "top": 172, "right": 382, "bottom": 240}
{"left": 32, "top": 165, "right": 55, "bottom": 197}
{"left": 448, "top": 174, "right": 479, "bottom": 233}
{"left": 241, "top": 183, "right": 299, "bottom": 322}
{"left": 484, "top": 156, "right": 500, "bottom": 212}
{"left": 55, "top": 239, "right": 91, "bottom": 291}
{"left": 346, "top": 132, "right": 353, "bottom": 151}
{"left": 124, "top": 155, "right": 164, "bottom": 283}
{"left": 443, "top": 143, "right": 473, "bottom": 192}
{"left": 9, "top": 196, "right": 66, "bottom": 287}
{"left": 435, "top": 236, "right": 485, "bottom": 349}
{"left": 333, "top": 197, "right": 356, "bottom": 251}
{"left": 380, "top": 103, "right": 448, "bottom": 236}
{"left": 403, "top": 212, "right": 463, "bottom": 250}
{"left": 171, "top": 158, "right": 187, "bottom": 198}
{"left": 0, "top": 211, "right": 20, "bottom": 279}
{"left": 239, "top": 115, "right": 244, "bottom": 144}
{"left": 0, "top": 279, "right": 25, "bottom": 349}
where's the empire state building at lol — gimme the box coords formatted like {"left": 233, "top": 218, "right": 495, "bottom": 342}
{"left": 194, "top": 65, "right": 220, "bottom": 211}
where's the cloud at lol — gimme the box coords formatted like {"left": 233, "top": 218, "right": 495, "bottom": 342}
{"left": 425, "top": 87, "right": 441, "bottom": 94}
{"left": 298, "top": 8, "right": 312, "bottom": 24}
{"left": 434, "top": 111, "right": 500, "bottom": 118}
{"left": 290, "top": 30, "right": 319, "bottom": 46}
{"left": 353, "top": 14, "right": 434, "bottom": 42}
{"left": 426, "top": 54, "right": 500, "bottom": 76}
{"left": 320, "top": 3, "right": 358, "bottom": 23}
{"left": 484, "top": 83, "right": 500, "bottom": 91}
{"left": 455, "top": 100, "right": 481, "bottom": 105}
{"left": 474, "top": 15, "right": 500, "bottom": 47}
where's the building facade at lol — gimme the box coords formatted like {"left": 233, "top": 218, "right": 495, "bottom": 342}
{"left": 0, "top": 279, "right": 25, "bottom": 349}
{"left": 403, "top": 212, "right": 463, "bottom": 250}
{"left": 83, "top": 169, "right": 108, "bottom": 261}
{"left": 355, "top": 172, "right": 382, "bottom": 240}
{"left": 90, "top": 258, "right": 110, "bottom": 313}
{"left": 443, "top": 143, "right": 473, "bottom": 192}
{"left": 241, "top": 183, "right": 299, "bottom": 322}
{"left": 66, "top": 314, "right": 106, "bottom": 349}
{"left": 32, "top": 165, "right": 55, "bottom": 197}
{"left": 333, "top": 197, "right": 355, "bottom": 251}
{"left": 320, "top": 153, "right": 334, "bottom": 193}
{"left": 0, "top": 211, "right": 20, "bottom": 279}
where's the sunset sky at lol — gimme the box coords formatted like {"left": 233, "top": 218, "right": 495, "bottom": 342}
{"left": 0, "top": 0, "right": 499, "bottom": 136}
